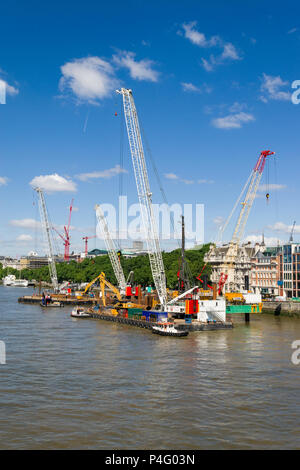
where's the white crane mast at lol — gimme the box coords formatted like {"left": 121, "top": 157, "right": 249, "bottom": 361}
{"left": 35, "top": 187, "right": 59, "bottom": 292}
{"left": 117, "top": 88, "right": 167, "bottom": 308}
{"left": 95, "top": 204, "right": 126, "bottom": 294}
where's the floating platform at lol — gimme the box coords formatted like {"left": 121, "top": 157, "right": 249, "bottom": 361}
{"left": 89, "top": 311, "right": 233, "bottom": 332}
{"left": 18, "top": 295, "right": 97, "bottom": 306}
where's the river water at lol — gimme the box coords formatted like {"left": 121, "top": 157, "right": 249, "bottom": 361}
{"left": 0, "top": 286, "right": 299, "bottom": 450}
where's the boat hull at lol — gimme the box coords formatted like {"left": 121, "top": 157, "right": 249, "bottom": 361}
{"left": 151, "top": 328, "right": 189, "bottom": 337}
{"left": 70, "top": 313, "right": 91, "bottom": 318}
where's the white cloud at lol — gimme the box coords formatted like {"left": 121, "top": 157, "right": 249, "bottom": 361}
{"left": 181, "top": 179, "right": 194, "bottom": 185}
{"left": 0, "top": 78, "right": 19, "bottom": 97}
{"left": 165, "top": 173, "right": 194, "bottom": 184}
{"left": 213, "top": 216, "right": 224, "bottom": 226}
{"left": 260, "top": 73, "right": 290, "bottom": 102}
{"left": 77, "top": 165, "right": 127, "bottom": 182}
{"left": 201, "top": 58, "right": 214, "bottom": 72}
{"left": 198, "top": 179, "right": 214, "bottom": 184}
{"left": 179, "top": 22, "right": 241, "bottom": 72}
{"left": 244, "top": 235, "right": 282, "bottom": 246}
{"left": 258, "top": 183, "right": 286, "bottom": 192}
{"left": 181, "top": 82, "right": 212, "bottom": 93}
{"left": 267, "top": 222, "right": 300, "bottom": 234}
{"left": 287, "top": 27, "right": 297, "bottom": 34}
{"left": 201, "top": 43, "right": 241, "bottom": 71}
{"left": 0, "top": 176, "right": 8, "bottom": 186}
{"left": 181, "top": 22, "right": 220, "bottom": 48}
{"left": 113, "top": 51, "right": 159, "bottom": 82}
{"left": 165, "top": 173, "right": 179, "bottom": 180}
{"left": 16, "top": 234, "right": 33, "bottom": 242}
{"left": 10, "top": 218, "right": 41, "bottom": 229}
{"left": 30, "top": 174, "right": 77, "bottom": 192}
{"left": 221, "top": 43, "right": 240, "bottom": 61}
{"left": 59, "top": 56, "right": 118, "bottom": 104}
{"left": 212, "top": 112, "right": 255, "bottom": 129}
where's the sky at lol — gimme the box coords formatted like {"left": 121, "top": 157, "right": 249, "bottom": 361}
{"left": 1, "top": 0, "right": 300, "bottom": 257}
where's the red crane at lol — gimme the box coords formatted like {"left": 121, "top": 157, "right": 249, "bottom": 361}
{"left": 82, "top": 235, "right": 96, "bottom": 256}
{"left": 52, "top": 199, "right": 74, "bottom": 262}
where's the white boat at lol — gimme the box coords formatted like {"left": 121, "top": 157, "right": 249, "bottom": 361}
{"left": 12, "top": 279, "right": 29, "bottom": 287}
{"left": 71, "top": 307, "right": 92, "bottom": 318}
{"left": 2, "top": 274, "right": 16, "bottom": 286}
{"left": 151, "top": 322, "right": 189, "bottom": 337}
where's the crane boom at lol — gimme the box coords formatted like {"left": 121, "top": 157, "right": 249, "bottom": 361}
{"left": 205, "top": 150, "right": 275, "bottom": 292}
{"left": 35, "top": 187, "right": 59, "bottom": 292}
{"left": 117, "top": 88, "right": 167, "bottom": 307}
{"left": 95, "top": 204, "right": 126, "bottom": 294}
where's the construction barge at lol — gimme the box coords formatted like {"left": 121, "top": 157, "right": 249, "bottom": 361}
{"left": 18, "top": 294, "right": 97, "bottom": 306}
{"left": 88, "top": 310, "right": 233, "bottom": 332}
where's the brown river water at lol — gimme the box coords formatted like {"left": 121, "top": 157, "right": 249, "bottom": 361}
{"left": 0, "top": 286, "right": 299, "bottom": 450}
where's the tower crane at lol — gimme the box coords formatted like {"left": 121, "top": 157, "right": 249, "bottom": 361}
{"left": 117, "top": 88, "right": 167, "bottom": 308}
{"left": 206, "top": 150, "right": 275, "bottom": 292}
{"left": 82, "top": 235, "right": 96, "bottom": 256}
{"left": 52, "top": 198, "right": 74, "bottom": 261}
{"left": 95, "top": 204, "right": 127, "bottom": 295}
{"left": 34, "top": 187, "right": 59, "bottom": 292}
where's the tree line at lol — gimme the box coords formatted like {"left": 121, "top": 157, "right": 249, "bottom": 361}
{"left": 0, "top": 244, "right": 211, "bottom": 289}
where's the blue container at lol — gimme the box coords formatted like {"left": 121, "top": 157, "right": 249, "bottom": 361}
{"left": 142, "top": 310, "right": 168, "bottom": 322}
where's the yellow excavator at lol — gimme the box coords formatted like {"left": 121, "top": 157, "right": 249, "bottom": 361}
{"left": 76, "top": 272, "right": 122, "bottom": 306}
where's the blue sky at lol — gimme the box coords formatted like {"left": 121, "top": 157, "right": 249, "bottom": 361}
{"left": 1, "top": 0, "right": 300, "bottom": 256}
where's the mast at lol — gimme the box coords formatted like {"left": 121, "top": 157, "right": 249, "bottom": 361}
{"left": 178, "top": 215, "right": 190, "bottom": 292}
{"left": 117, "top": 88, "right": 167, "bottom": 307}
{"left": 95, "top": 204, "right": 127, "bottom": 294}
{"left": 35, "top": 187, "right": 59, "bottom": 292}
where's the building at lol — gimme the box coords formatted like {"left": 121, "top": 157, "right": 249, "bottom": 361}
{"left": 250, "top": 247, "right": 281, "bottom": 297}
{"left": 20, "top": 255, "right": 64, "bottom": 269}
{"left": 278, "top": 243, "right": 300, "bottom": 298}
{"left": 205, "top": 242, "right": 264, "bottom": 292}
{"left": 121, "top": 241, "right": 148, "bottom": 258}
{"left": 0, "top": 257, "right": 21, "bottom": 270}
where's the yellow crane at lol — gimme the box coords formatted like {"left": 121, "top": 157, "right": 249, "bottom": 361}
{"left": 78, "top": 272, "right": 122, "bottom": 306}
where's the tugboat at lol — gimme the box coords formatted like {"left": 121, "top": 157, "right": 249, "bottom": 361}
{"left": 151, "top": 322, "right": 189, "bottom": 337}
{"left": 71, "top": 307, "right": 92, "bottom": 319}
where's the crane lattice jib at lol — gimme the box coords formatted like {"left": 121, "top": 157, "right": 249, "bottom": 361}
{"left": 231, "top": 150, "right": 274, "bottom": 246}
{"left": 95, "top": 204, "right": 126, "bottom": 294}
{"left": 117, "top": 88, "right": 167, "bottom": 307}
{"left": 35, "top": 187, "right": 59, "bottom": 292}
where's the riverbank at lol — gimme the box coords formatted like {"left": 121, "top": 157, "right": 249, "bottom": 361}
{"left": 262, "top": 301, "right": 300, "bottom": 318}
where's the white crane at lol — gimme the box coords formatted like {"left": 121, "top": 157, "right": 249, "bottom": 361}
{"left": 117, "top": 88, "right": 167, "bottom": 308}
{"left": 94, "top": 204, "right": 127, "bottom": 295}
{"left": 35, "top": 187, "right": 59, "bottom": 292}
{"left": 206, "top": 150, "right": 275, "bottom": 291}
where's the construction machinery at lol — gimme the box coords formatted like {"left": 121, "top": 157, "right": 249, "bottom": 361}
{"left": 82, "top": 235, "right": 96, "bottom": 256}
{"left": 95, "top": 204, "right": 127, "bottom": 295}
{"left": 78, "top": 272, "right": 122, "bottom": 306}
{"left": 206, "top": 150, "right": 275, "bottom": 292}
{"left": 117, "top": 88, "right": 167, "bottom": 309}
{"left": 52, "top": 198, "right": 74, "bottom": 262}
{"left": 34, "top": 187, "right": 59, "bottom": 292}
